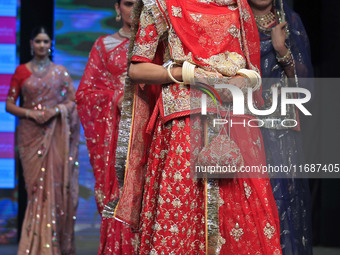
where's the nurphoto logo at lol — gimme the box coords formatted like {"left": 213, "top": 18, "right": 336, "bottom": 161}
{"left": 200, "top": 84, "right": 312, "bottom": 128}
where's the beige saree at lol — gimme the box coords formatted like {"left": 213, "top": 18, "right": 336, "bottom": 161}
{"left": 7, "top": 63, "right": 79, "bottom": 255}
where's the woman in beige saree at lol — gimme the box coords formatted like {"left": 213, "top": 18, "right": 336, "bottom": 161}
{"left": 5, "top": 26, "right": 79, "bottom": 255}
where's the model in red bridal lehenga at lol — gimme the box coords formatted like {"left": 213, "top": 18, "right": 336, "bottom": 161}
{"left": 75, "top": 1, "right": 139, "bottom": 254}
{"left": 114, "top": 0, "right": 283, "bottom": 254}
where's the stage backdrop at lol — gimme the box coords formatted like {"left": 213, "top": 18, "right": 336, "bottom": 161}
{"left": 55, "top": 0, "right": 120, "bottom": 246}
{"left": 0, "top": 0, "right": 19, "bottom": 244}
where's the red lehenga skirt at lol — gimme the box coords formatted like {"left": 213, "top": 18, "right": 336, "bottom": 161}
{"left": 139, "top": 115, "right": 282, "bottom": 255}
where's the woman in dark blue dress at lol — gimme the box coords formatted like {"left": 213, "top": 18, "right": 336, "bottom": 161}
{"left": 248, "top": 0, "right": 314, "bottom": 254}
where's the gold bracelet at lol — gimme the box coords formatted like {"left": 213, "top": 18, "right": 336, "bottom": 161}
{"left": 25, "top": 109, "right": 31, "bottom": 119}
{"left": 276, "top": 49, "right": 292, "bottom": 63}
{"left": 167, "top": 62, "right": 184, "bottom": 85}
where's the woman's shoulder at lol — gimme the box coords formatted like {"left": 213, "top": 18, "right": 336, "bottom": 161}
{"left": 14, "top": 63, "right": 32, "bottom": 77}
{"left": 16, "top": 63, "right": 30, "bottom": 72}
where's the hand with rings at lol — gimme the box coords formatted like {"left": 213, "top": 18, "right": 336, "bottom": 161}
{"left": 28, "top": 108, "right": 59, "bottom": 124}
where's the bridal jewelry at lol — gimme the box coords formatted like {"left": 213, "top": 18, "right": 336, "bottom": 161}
{"left": 118, "top": 28, "right": 131, "bottom": 39}
{"left": 255, "top": 11, "right": 275, "bottom": 27}
{"left": 31, "top": 58, "right": 51, "bottom": 74}
{"left": 116, "top": 12, "right": 121, "bottom": 22}
{"left": 255, "top": 11, "right": 276, "bottom": 35}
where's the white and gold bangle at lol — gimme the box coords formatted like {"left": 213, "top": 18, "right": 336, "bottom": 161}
{"left": 182, "top": 61, "right": 196, "bottom": 85}
{"left": 236, "top": 69, "right": 262, "bottom": 91}
{"left": 167, "top": 62, "right": 184, "bottom": 85}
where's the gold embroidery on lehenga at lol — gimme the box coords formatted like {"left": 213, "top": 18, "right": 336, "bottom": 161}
{"left": 171, "top": 6, "right": 183, "bottom": 18}
{"left": 218, "top": 195, "right": 225, "bottom": 207}
{"left": 253, "top": 136, "right": 262, "bottom": 150}
{"left": 190, "top": 13, "right": 202, "bottom": 22}
{"left": 230, "top": 222, "right": 244, "bottom": 241}
{"left": 162, "top": 85, "right": 190, "bottom": 116}
{"left": 132, "top": 7, "right": 160, "bottom": 60}
{"left": 263, "top": 222, "right": 276, "bottom": 239}
{"left": 228, "top": 4, "right": 238, "bottom": 11}
{"left": 130, "top": 235, "right": 140, "bottom": 253}
{"left": 169, "top": 224, "right": 180, "bottom": 233}
{"left": 168, "top": 27, "right": 187, "bottom": 60}
{"left": 133, "top": 43, "right": 159, "bottom": 60}
{"left": 197, "top": 0, "right": 236, "bottom": 5}
{"left": 244, "top": 181, "right": 252, "bottom": 199}
{"left": 174, "top": 171, "right": 184, "bottom": 181}
{"left": 140, "top": 8, "right": 155, "bottom": 27}
{"left": 94, "top": 188, "right": 105, "bottom": 208}
{"left": 216, "top": 234, "right": 226, "bottom": 254}
{"left": 241, "top": 9, "right": 251, "bottom": 22}
{"left": 228, "top": 24, "right": 240, "bottom": 38}
{"left": 199, "top": 52, "right": 246, "bottom": 76}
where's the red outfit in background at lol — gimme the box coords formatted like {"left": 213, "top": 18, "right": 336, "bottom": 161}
{"left": 76, "top": 35, "right": 138, "bottom": 255}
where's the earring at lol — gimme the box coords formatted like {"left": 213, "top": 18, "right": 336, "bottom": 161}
{"left": 31, "top": 47, "right": 34, "bottom": 56}
{"left": 116, "top": 13, "right": 121, "bottom": 22}
{"left": 48, "top": 48, "right": 51, "bottom": 56}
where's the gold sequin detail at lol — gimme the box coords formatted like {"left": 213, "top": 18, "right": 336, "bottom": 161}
{"left": 171, "top": 6, "right": 183, "bottom": 18}
{"left": 230, "top": 222, "right": 244, "bottom": 242}
{"left": 244, "top": 181, "right": 252, "bottom": 199}
{"left": 263, "top": 222, "right": 276, "bottom": 239}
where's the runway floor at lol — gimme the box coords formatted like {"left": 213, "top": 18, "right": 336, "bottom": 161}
{"left": 0, "top": 226, "right": 339, "bottom": 255}
{"left": 0, "top": 243, "right": 339, "bottom": 255}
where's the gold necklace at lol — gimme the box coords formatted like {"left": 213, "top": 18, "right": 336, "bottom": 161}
{"left": 255, "top": 11, "right": 276, "bottom": 28}
{"left": 254, "top": 11, "right": 276, "bottom": 36}
{"left": 118, "top": 28, "right": 131, "bottom": 39}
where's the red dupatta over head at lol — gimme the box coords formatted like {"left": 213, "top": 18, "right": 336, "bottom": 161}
{"left": 166, "top": 0, "right": 261, "bottom": 72}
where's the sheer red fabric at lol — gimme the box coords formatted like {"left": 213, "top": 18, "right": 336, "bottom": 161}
{"left": 167, "top": 0, "right": 249, "bottom": 63}
{"left": 76, "top": 35, "right": 138, "bottom": 255}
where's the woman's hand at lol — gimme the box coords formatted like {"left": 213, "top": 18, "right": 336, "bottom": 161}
{"left": 29, "top": 108, "right": 59, "bottom": 124}
{"left": 42, "top": 108, "right": 59, "bottom": 123}
{"left": 194, "top": 68, "right": 223, "bottom": 85}
{"left": 194, "top": 68, "right": 248, "bottom": 103}
{"left": 129, "top": 62, "right": 182, "bottom": 85}
{"left": 217, "top": 75, "right": 247, "bottom": 103}
{"left": 28, "top": 110, "right": 45, "bottom": 124}
{"left": 271, "top": 22, "right": 288, "bottom": 57}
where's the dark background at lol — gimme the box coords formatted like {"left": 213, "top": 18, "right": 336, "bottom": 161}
{"left": 18, "top": 0, "right": 340, "bottom": 246}
{"left": 295, "top": 0, "right": 340, "bottom": 246}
